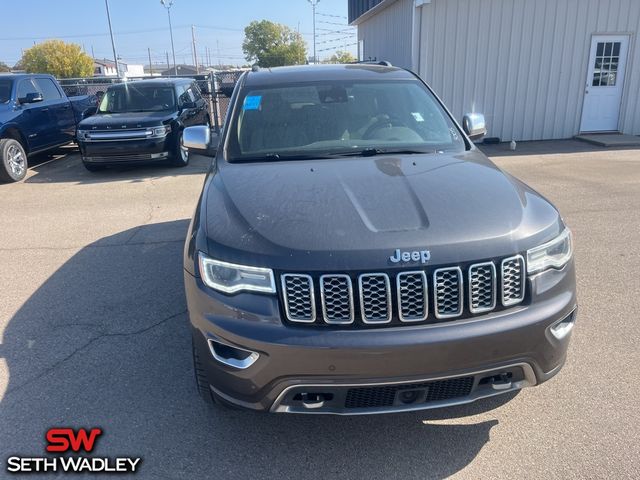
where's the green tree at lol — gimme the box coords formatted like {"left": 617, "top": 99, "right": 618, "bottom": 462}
{"left": 21, "top": 40, "right": 94, "bottom": 78}
{"left": 326, "top": 51, "right": 357, "bottom": 64}
{"left": 242, "top": 20, "right": 307, "bottom": 67}
{"left": 0, "top": 61, "right": 10, "bottom": 72}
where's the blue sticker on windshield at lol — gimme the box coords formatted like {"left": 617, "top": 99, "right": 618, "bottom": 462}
{"left": 243, "top": 95, "right": 262, "bottom": 110}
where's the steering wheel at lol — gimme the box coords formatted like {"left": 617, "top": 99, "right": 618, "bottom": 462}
{"left": 362, "top": 114, "right": 409, "bottom": 139}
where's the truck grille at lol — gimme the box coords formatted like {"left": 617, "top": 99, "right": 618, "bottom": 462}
{"left": 501, "top": 256, "right": 526, "bottom": 306}
{"left": 281, "top": 255, "right": 526, "bottom": 326}
{"left": 468, "top": 262, "right": 497, "bottom": 313}
{"left": 344, "top": 376, "right": 474, "bottom": 409}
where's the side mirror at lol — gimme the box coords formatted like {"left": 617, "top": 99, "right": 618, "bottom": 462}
{"left": 462, "top": 113, "right": 487, "bottom": 142}
{"left": 183, "top": 126, "right": 218, "bottom": 156}
{"left": 22, "top": 92, "right": 44, "bottom": 104}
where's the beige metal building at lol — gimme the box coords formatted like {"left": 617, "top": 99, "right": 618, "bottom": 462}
{"left": 349, "top": 0, "right": 640, "bottom": 141}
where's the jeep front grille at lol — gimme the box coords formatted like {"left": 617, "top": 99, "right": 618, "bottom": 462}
{"left": 320, "top": 274, "right": 354, "bottom": 324}
{"left": 397, "top": 271, "right": 428, "bottom": 321}
{"left": 433, "top": 267, "right": 463, "bottom": 319}
{"left": 358, "top": 274, "right": 392, "bottom": 323}
{"left": 281, "top": 274, "right": 315, "bottom": 322}
{"left": 281, "top": 255, "right": 527, "bottom": 326}
{"left": 468, "top": 262, "right": 497, "bottom": 313}
{"left": 501, "top": 256, "right": 525, "bottom": 306}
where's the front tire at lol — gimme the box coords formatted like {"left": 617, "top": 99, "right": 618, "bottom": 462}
{"left": 83, "top": 162, "right": 105, "bottom": 172}
{"left": 170, "top": 130, "right": 189, "bottom": 167}
{"left": 192, "top": 340, "right": 215, "bottom": 405}
{"left": 0, "top": 138, "right": 28, "bottom": 183}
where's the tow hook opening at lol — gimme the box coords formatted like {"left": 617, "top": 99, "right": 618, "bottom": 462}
{"left": 294, "top": 392, "right": 334, "bottom": 409}
{"left": 479, "top": 372, "right": 513, "bottom": 390}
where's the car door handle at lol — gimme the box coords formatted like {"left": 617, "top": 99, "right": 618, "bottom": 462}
{"left": 62, "top": 104, "right": 70, "bottom": 109}
{"left": 41, "top": 108, "right": 49, "bottom": 112}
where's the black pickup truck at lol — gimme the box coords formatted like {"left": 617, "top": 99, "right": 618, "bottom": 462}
{"left": 0, "top": 74, "right": 97, "bottom": 182}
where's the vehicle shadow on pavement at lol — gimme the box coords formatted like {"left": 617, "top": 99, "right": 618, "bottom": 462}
{"left": 23, "top": 147, "right": 211, "bottom": 185}
{"left": 0, "top": 220, "right": 513, "bottom": 480}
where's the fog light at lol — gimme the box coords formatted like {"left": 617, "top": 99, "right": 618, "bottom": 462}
{"left": 207, "top": 339, "right": 259, "bottom": 369}
{"left": 550, "top": 311, "right": 576, "bottom": 340}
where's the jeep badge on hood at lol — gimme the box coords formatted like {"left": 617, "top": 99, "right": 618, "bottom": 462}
{"left": 389, "top": 249, "right": 431, "bottom": 264}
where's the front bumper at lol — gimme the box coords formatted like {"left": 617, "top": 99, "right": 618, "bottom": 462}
{"left": 78, "top": 135, "right": 174, "bottom": 164}
{"left": 186, "top": 262, "right": 576, "bottom": 414}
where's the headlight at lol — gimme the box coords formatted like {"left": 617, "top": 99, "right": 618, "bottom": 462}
{"left": 198, "top": 252, "right": 276, "bottom": 294}
{"left": 76, "top": 129, "right": 89, "bottom": 140}
{"left": 147, "top": 125, "right": 171, "bottom": 138}
{"left": 526, "top": 228, "right": 573, "bottom": 274}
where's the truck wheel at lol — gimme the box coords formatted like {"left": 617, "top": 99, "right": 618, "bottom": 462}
{"left": 192, "top": 339, "right": 215, "bottom": 405}
{"left": 170, "top": 130, "right": 189, "bottom": 167}
{"left": 83, "top": 162, "right": 105, "bottom": 172}
{"left": 0, "top": 138, "right": 28, "bottom": 183}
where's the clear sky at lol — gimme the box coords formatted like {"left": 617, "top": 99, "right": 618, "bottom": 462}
{"left": 0, "top": 0, "right": 356, "bottom": 68}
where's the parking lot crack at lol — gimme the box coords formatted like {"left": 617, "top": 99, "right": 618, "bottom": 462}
{"left": 4, "top": 309, "right": 187, "bottom": 399}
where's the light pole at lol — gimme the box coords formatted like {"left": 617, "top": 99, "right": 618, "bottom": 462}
{"left": 307, "top": 0, "right": 320, "bottom": 63}
{"left": 104, "top": 0, "right": 120, "bottom": 78}
{"left": 160, "top": 0, "right": 177, "bottom": 75}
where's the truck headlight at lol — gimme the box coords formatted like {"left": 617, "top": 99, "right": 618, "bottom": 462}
{"left": 198, "top": 252, "right": 276, "bottom": 294}
{"left": 147, "top": 126, "right": 171, "bottom": 138}
{"left": 77, "top": 129, "right": 89, "bottom": 140}
{"left": 526, "top": 228, "right": 573, "bottom": 274}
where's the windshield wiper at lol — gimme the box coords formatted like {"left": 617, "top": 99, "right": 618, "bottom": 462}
{"left": 329, "top": 147, "right": 434, "bottom": 157}
{"left": 234, "top": 152, "right": 334, "bottom": 162}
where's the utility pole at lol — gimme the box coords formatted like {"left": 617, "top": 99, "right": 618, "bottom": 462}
{"left": 91, "top": 45, "right": 95, "bottom": 60}
{"left": 307, "top": 0, "right": 320, "bottom": 63}
{"left": 104, "top": 0, "right": 120, "bottom": 78}
{"left": 148, "top": 48, "right": 153, "bottom": 76}
{"left": 160, "top": 0, "right": 177, "bottom": 75}
{"left": 191, "top": 25, "right": 199, "bottom": 73}
{"left": 166, "top": 51, "right": 170, "bottom": 71}
{"left": 216, "top": 40, "right": 221, "bottom": 67}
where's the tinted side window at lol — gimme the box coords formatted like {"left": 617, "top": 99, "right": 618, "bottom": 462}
{"left": 190, "top": 83, "right": 202, "bottom": 100}
{"left": 34, "top": 78, "right": 62, "bottom": 100}
{"left": 17, "top": 79, "right": 38, "bottom": 100}
{"left": 178, "top": 85, "right": 191, "bottom": 106}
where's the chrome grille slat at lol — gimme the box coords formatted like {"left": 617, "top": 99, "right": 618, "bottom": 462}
{"left": 468, "top": 262, "right": 497, "bottom": 314}
{"left": 433, "top": 267, "right": 463, "bottom": 319}
{"left": 397, "top": 271, "right": 428, "bottom": 322}
{"left": 501, "top": 255, "right": 525, "bottom": 306}
{"left": 280, "top": 255, "right": 527, "bottom": 326}
{"left": 281, "top": 274, "right": 315, "bottom": 323}
{"left": 358, "top": 273, "right": 392, "bottom": 324}
{"left": 320, "top": 274, "right": 354, "bottom": 324}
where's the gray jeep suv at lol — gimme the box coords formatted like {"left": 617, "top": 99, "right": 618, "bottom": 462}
{"left": 183, "top": 64, "right": 577, "bottom": 415}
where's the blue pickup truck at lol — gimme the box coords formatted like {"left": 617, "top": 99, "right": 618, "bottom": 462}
{"left": 0, "top": 74, "right": 97, "bottom": 182}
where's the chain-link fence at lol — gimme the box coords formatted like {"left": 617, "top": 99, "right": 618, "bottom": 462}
{"left": 58, "top": 71, "right": 244, "bottom": 132}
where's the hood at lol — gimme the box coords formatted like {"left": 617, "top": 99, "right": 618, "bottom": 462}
{"left": 78, "top": 111, "right": 175, "bottom": 130}
{"left": 203, "top": 150, "right": 563, "bottom": 271}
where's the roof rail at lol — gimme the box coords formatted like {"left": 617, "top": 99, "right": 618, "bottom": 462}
{"left": 348, "top": 59, "right": 393, "bottom": 67}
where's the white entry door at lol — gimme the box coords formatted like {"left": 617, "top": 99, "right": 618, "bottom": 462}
{"left": 580, "top": 35, "right": 629, "bottom": 132}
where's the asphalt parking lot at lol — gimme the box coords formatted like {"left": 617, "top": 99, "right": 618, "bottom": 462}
{"left": 1, "top": 141, "right": 639, "bottom": 479}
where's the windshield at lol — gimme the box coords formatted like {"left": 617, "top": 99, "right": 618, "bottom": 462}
{"left": 227, "top": 80, "right": 466, "bottom": 161}
{"left": 98, "top": 84, "right": 176, "bottom": 113}
{"left": 0, "top": 79, "right": 12, "bottom": 104}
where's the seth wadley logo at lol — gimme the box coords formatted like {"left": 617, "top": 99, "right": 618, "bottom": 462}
{"left": 389, "top": 249, "right": 431, "bottom": 264}
{"left": 6, "top": 428, "right": 141, "bottom": 474}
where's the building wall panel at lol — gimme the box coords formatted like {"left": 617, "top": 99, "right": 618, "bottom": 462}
{"left": 417, "top": 0, "right": 640, "bottom": 140}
